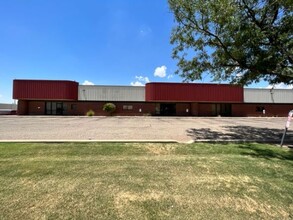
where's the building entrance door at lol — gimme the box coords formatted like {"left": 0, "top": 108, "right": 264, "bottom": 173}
{"left": 160, "top": 103, "right": 176, "bottom": 116}
{"left": 46, "top": 102, "right": 64, "bottom": 115}
{"left": 213, "top": 104, "right": 232, "bottom": 116}
{"left": 56, "top": 102, "right": 63, "bottom": 115}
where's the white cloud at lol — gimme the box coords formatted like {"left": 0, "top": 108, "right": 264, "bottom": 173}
{"left": 266, "top": 83, "right": 293, "bottom": 89}
{"left": 82, "top": 80, "right": 94, "bottom": 85}
{"left": 130, "top": 81, "right": 144, "bottom": 86}
{"left": 139, "top": 25, "right": 152, "bottom": 37}
{"left": 154, "top": 65, "right": 167, "bottom": 78}
{"left": 130, "top": 75, "right": 150, "bottom": 86}
{"left": 135, "top": 76, "right": 150, "bottom": 83}
{"left": 167, "top": 74, "right": 174, "bottom": 79}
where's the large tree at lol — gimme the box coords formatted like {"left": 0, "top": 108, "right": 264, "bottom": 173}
{"left": 168, "top": 0, "right": 293, "bottom": 85}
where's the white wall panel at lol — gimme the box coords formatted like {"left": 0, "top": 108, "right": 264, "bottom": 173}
{"left": 0, "top": 103, "right": 17, "bottom": 110}
{"left": 244, "top": 88, "right": 293, "bottom": 103}
{"left": 78, "top": 85, "right": 145, "bottom": 101}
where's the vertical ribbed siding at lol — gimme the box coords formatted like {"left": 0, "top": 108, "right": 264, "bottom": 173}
{"left": 13, "top": 80, "right": 78, "bottom": 100}
{"left": 78, "top": 85, "right": 145, "bottom": 101}
{"left": 0, "top": 103, "right": 17, "bottom": 110}
{"left": 244, "top": 88, "right": 293, "bottom": 103}
{"left": 146, "top": 83, "right": 243, "bottom": 102}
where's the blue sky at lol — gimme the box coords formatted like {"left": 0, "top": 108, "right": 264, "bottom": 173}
{"left": 0, "top": 0, "right": 182, "bottom": 103}
{"left": 0, "top": 0, "right": 285, "bottom": 103}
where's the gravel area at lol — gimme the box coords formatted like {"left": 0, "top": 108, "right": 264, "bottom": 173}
{"left": 0, "top": 116, "right": 292, "bottom": 144}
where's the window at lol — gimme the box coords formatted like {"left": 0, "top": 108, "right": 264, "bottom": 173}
{"left": 155, "top": 103, "right": 160, "bottom": 115}
{"left": 256, "top": 106, "right": 265, "bottom": 112}
{"left": 71, "top": 104, "right": 77, "bottom": 110}
{"left": 123, "top": 105, "right": 133, "bottom": 110}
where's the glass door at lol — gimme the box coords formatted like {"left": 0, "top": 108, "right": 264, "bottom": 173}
{"left": 56, "top": 102, "right": 63, "bottom": 115}
{"left": 160, "top": 103, "right": 176, "bottom": 116}
{"left": 212, "top": 104, "right": 231, "bottom": 116}
{"left": 46, "top": 102, "right": 63, "bottom": 115}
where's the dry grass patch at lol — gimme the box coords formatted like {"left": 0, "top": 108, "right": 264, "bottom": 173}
{"left": 128, "top": 143, "right": 177, "bottom": 155}
{"left": 114, "top": 190, "right": 165, "bottom": 218}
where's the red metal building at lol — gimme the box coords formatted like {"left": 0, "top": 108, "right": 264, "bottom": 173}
{"left": 13, "top": 80, "right": 78, "bottom": 115}
{"left": 145, "top": 82, "right": 244, "bottom": 116}
{"left": 145, "top": 82, "right": 243, "bottom": 102}
{"left": 12, "top": 79, "right": 292, "bottom": 116}
{"left": 13, "top": 79, "right": 78, "bottom": 100}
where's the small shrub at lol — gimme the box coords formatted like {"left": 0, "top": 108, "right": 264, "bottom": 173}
{"left": 86, "top": 109, "right": 95, "bottom": 117}
{"left": 103, "top": 103, "right": 116, "bottom": 115}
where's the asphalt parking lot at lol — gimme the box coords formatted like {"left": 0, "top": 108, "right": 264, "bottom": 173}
{"left": 0, "top": 116, "right": 292, "bottom": 144}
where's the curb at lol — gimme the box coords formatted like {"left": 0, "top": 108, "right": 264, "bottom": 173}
{"left": 0, "top": 139, "right": 179, "bottom": 143}
{"left": 0, "top": 139, "right": 292, "bottom": 145}
{"left": 187, "top": 139, "right": 292, "bottom": 143}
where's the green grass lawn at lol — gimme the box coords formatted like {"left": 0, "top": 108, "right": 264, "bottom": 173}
{"left": 0, "top": 142, "right": 292, "bottom": 219}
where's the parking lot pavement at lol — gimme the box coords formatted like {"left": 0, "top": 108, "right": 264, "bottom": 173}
{"left": 0, "top": 116, "right": 292, "bottom": 144}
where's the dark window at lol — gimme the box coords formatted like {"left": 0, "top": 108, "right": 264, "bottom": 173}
{"left": 256, "top": 106, "right": 265, "bottom": 112}
{"left": 71, "top": 104, "right": 77, "bottom": 110}
{"left": 155, "top": 103, "right": 160, "bottom": 115}
{"left": 46, "top": 102, "right": 51, "bottom": 115}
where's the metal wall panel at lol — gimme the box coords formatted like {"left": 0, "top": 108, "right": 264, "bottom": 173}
{"left": 0, "top": 103, "right": 17, "bottom": 110}
{"left": 78, "top": 85, "right": 145, "bottom": 101}
{"left": 244, "top": 88, "right": 293, "bottom": 103}
{"left": 145, "top": 83, "right": 243, "bottom": 102}
{"left": 13, "top": 80, "right": 78, "bottom": 100}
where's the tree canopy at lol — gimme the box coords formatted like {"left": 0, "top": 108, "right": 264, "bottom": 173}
{"left": 168, "top": 0, "right": 293, "bottom": 85}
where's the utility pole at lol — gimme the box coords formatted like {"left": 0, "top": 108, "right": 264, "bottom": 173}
{"left": 280, "top": 110, "right": 293, "bottom": 147}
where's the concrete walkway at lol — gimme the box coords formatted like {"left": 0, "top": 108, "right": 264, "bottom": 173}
{"left": 0, "top": 116, "right": 292, "bottom": 144}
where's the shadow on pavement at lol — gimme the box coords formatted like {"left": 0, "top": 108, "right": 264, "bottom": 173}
{"left": 186, "top": 125, "right": 293, "bottom": 144}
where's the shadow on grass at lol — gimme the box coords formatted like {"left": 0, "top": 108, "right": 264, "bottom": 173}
{"left": 187, "top": 125, "right": 293, "bottom": 143}
{"left": 237, "top": 144, "right": 293, "bottom": 161}
{"left": 187, "top": 125, "right": 293, "bottom": 161}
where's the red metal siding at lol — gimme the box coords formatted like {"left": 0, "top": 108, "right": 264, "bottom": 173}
{"left": 145, "top": 83, "right": 243, "bottom": 102}
{"left": 13, "top": 80, "right": 78, "bottom": 100}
